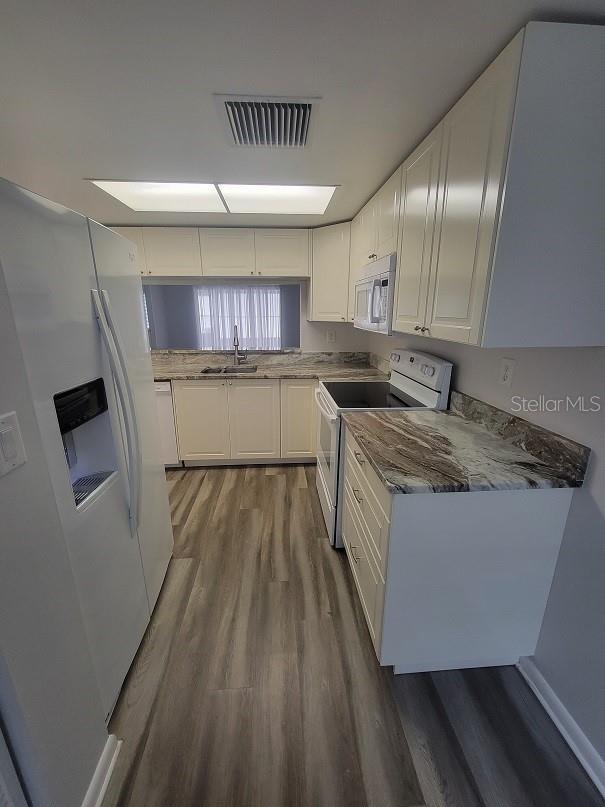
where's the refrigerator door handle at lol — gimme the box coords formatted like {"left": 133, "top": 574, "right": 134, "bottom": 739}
{"left": 91, "top": 289, "right": 139, "bottom": 534}
{"left": 99, "top": 289, "right": 142, "bottom": 535}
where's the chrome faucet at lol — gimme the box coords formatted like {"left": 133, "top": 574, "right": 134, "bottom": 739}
{"left": 232, "top": 323, "right": 247, "bottom": 365}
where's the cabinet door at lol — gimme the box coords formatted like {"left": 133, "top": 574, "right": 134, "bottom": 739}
{"left": 199, "top": 228, "right": 256, "bottom": 277}
{"left": 154, "top": 382, "right": 180, "bottom": 466}
{"left": 280, "top": 380, "right": 317, "bottom": 458}
{"left": 392, "top": 127, "right": 442, "bottom": 335}
{"left": 254, "top": 229, "right": 310, "bottom": 277}
{"left": 228, "top": 379, "right": 281, "bottom": 459}
{"left": 172, "top": 380, "right": 230, "bottom": 460}
{"left": 375, "top": 167, "right": 402, "bottom": 259}
{"left": 142, "top": 227, "right": 202, "bottom": 276}
{"left": 309, "top": 222, "right": 350, "bottom": 322}
{"left": 110, "top": 227, "right": 148, "bottom": 275}
{"left": 425, "top": 34, "right": 521, "bottom": 344}
{"left": 348, "top": 206, "right": 375, "bottom": 320}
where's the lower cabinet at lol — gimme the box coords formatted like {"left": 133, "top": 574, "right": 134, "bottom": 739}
{"left": 280, "top": 380, "right": 317, "bottom": 458}
{"left": 172, "top": 380, "right": 231, "bottom": 461}
{"left": 342, "top": 426, "right": 573, "bottom": 673}
{"left": 154, "top": 382, "right": 180, "bottom": 466}
{"left": 227, "top": 379, "right": 281, "bottom": 460}
{"left": 172, "top": 377, "right": 316, "bottom": 462}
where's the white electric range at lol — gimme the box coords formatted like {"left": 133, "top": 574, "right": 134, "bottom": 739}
{"left": 314, "top": 349, "right": 453, "bottom": 547}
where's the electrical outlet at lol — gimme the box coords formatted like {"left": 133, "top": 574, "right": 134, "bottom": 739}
{"left": 499, "top": 357, "right": 516, "bottom": 388}
{"left": 326, "top": 329, "right": 336, "bottom": 344}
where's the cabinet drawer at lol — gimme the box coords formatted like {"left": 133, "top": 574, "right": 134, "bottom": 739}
{"left": 342, "top": 485, "right": 385, "bottom": 646}
{"left": 345, "top": 430, "right": 392, "bottom": 517}
{"left": 344, "top": 432, "right": 391, "bottom": 573}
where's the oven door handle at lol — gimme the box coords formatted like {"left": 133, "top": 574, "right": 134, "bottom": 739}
{"left": 314, "top": 388, "right": 338, "bottom": 422}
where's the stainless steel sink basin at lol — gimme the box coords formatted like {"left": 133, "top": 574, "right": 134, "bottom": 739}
{"left": 200, "top": 365, "right": 258, "bottom": 374}
{"left": 225, "top": 365, "right": 257, "bottom": 374}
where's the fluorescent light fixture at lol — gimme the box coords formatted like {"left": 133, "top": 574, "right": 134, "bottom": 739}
{"left": 90, "top": 181, "right": 226, "bottom": 212}
{"left": 218, "top": 184, "right": 336, "bottom": 214}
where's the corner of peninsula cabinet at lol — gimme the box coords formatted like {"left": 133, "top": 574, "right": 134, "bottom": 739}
{"left": 341, "top": 420, "right": 583, "bottom": 675}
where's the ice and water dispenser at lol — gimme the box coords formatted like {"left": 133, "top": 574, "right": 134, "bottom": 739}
{"left": 54, "top": 378, "right": 119, "bottom": 507}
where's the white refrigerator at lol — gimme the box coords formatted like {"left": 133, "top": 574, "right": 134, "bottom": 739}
{"left": 0, "top": 179, "right": 173, "bottom": 719}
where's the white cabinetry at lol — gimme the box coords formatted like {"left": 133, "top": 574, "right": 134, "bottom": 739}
{"left": 227, "top": 379, "right": 281, "bottom": 460}
{"left": 280, "top": 380, "right": 317, "bottom": 458}
{"left": 309, "top": 223, "right": 350, "bottom": 322}
{"left": 199, "top": 228, "right": 256, "bottom": 277}
{"left": 392, "top": 126, "right": 442, "bottom": 335}
{"left": 173, "top": 378, "right": 283, "bottom": 462}
{"left": 110, "top": 227, "right": 148, "bottom": 275}
{"left": 342, "top": 427, "right": 573, "bottom": 673}
{"left": 142, "top": 228, "right": 202, "bottom": 276}
{"left": 374, "top": 167, "right": 402, "bottom": 260}
{"left": 172, "top": 380, "right": 230, "bottom": 461}
{"left": 154, "top": 382, "right": 180, "bottom": 466}
{"left": 392, "top": 23, "right": 605, "bottom": 347}
{"left": 254, "top": 229, "right": 310, "bottom": 277}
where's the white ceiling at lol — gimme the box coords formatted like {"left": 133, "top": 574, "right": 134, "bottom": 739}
{"left": 1, "top": 0, "right": 604, "bottom": 227}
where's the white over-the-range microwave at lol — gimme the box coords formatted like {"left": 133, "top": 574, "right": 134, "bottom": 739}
{"left": 353, "top": 253, "right": 396, "bottom": 335}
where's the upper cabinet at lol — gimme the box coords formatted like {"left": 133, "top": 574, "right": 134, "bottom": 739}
{"left": 254, "top": 229, "right": 310, "bottom": 277}
{"left": 142, "top": 228, "right": 202, "bottom": 276}
{"left": 393, "top": 23, "right": 605, "bottom": 347}
{"left": 392, "top": 126, "right": 442, "bottom": 335}
{"left": 309, "top": 222, "right": 351, "bottom": 322}
{"left": 199, "top": 228, "right": 255, "bottom": 277}
{"left": 110, "top": 227, "right": 148, "bottom": 275}
{"left": 374, "top": 167, "right": 402, "bottom": 260}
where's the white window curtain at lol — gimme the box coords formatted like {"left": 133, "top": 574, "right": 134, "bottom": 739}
{"left": 195, "top": 285, "right": 282, "bottom": 350}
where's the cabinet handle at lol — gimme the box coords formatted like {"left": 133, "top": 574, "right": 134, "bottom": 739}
{"left": 421, "top": 326, "right": 430, "bottom": 334}
{"left": 354, "top": 451, "right": 365, "bottom": 465}
{"left": 368, "top": 252, "right": 377, "bottom": 260}
{"left": 414, "top": 325, "right": 422, "bottom": 331}
{"left": 352, "top": 488, "right": 363, "bottom": 504}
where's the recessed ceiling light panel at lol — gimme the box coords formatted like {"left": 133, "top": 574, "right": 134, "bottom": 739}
{"left": 91, "top": 181, "right": 226, "bottom": 212}
{"left": 218, "top": 184, "right": 336, "bottom": 214}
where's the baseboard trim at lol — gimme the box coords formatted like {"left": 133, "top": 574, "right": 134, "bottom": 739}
{"left": 81, "top": 735, "right": 122, "bottom": 807}
{"left": 517, "top": 657, "right": 605, "bottom": 798}
{"left": 183, "top": 458, "right": 316, "bottom": 467}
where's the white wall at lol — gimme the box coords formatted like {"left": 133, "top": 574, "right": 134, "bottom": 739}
{"left": 300, "top": 283, "right": 368, "bottom": 352}
{"left": 0, "top": 271, "right": 107, "bottom": 806}
{"left": 366, "top": 328, "right": 605, "bottom": 758}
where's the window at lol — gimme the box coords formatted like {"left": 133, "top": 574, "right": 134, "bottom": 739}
{"left": 143, "top": 282, "right": 300, "bottom": 350}
{"left": 195, "top": 285, "right": 281, "bottom": 350}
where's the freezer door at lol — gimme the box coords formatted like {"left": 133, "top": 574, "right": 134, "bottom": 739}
{"left": 88, "top": 220, "right": 173, "bottom": 611}
{"left": 0, "top": 179, "right": 149, "bottom": 718}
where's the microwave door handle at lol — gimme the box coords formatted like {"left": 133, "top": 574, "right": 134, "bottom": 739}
{"left": 314, "top": 388, "right": 338, "bottom": 422}
{"left": 370, "top": 279, "right": 381, "bottom": 323}
{"left": 100, "top": 290, "right": 141, "bottom": 535}
{"left": 92, "top": 290, "right": 138, "bottom": 533}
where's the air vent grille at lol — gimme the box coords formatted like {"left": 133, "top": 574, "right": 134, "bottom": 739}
{"left": 224, "top": 99, "right": 312, "bottom": 147}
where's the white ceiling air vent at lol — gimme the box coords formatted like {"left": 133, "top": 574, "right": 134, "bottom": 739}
{"left": 217, "top": 95, "right": 317, "bottom": 148}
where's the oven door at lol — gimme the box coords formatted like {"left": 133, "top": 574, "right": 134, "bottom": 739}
{"left": 314, "top": 386, "right": 340, "bottom": 542}
{"left": 353, "top": 278, "right": 375, "bottom": 332}
{"left": 370, "top": 275, "right": 393, "bottom": 335}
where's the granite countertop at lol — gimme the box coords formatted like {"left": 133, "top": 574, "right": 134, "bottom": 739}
{"left": 152, "top": 351, "right": 387, "bottom": 381}
{"left": 342, "top": 392, "right": 590, "bottom": 495}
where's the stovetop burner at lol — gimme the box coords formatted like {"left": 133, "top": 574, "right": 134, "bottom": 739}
{"left": 321, "top": 380, "right": 423, "bottom": 409}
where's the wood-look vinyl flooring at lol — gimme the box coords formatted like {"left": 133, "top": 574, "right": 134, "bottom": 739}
{"left": 103, "top": 466, "right": 604, "bottom": 807}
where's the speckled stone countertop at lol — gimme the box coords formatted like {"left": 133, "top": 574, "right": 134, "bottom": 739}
{"left": 152, "top": 350, "right": 386, "bottom": 381}
{"left": 342, "top": 391, "right": 590, "bottom": 495}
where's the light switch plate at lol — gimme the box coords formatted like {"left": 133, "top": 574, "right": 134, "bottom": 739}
{"left": 499, "top": 358, "right": 516, "bottom": 388}
{"left": 0, "top": 411, "right": 27, "bottom": 477}
{"left": 326, "top": 329, "right": 336, "bottom": 344}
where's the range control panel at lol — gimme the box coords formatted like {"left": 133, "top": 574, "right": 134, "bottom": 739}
{"left": 389, "top": 349, "right": 453, "bottom": 393}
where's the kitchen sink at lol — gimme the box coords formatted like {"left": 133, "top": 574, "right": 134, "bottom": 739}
{"left": 225, "top": 365, "right": 258, "bottom": 373}
{"left": 200, "top": 365, "right": 258, "bottom": 374}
